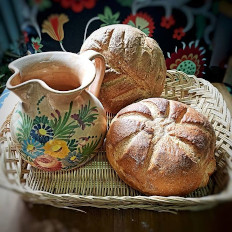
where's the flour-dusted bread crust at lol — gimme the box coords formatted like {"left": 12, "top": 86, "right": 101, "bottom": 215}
{"left": 106, "top": 98, "right": 216, "bottom": 196}
{"left": 80, "top": 24, "right": 166, "bottom": 114}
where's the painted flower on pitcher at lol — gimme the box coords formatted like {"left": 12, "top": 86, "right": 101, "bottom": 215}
{"left": 30, "top": 123, "right": 54, "bottom": 144}
{"left": 53, "top": 0, "right": 96, "bottom": 13}
{"left": 166, "top": 41, "right": 206, "bottom": 77}
{"left": 14, "top": 100, "right": 104, "bottom": 171}
{"left": 160, "top": 16, "right": 175, "bottom": 29}
{"left": 62, "top": 135, "right": 102, "bottom": 168}
{"left": 22, "top": 138, "right": 44, "bottom": 159}
{"left": 44, "top": 139, "right": 70, "bottom": 158}
{"left": 31, "top": 37, "right": 43, "bottom": 53}
{"left": 34, "top": 154, "right": 62, "bottom": 171}
{"left": 123, "top": 12, "right": 155, "bottom": 37}
{"left": 173, "top": 27, "right": 185, "bottom": 40}
{"left": 62, "top": 151, "right": 82, "bottom": 168}
{"left": 42, "top": 14, "right": 69, "bottom": 42}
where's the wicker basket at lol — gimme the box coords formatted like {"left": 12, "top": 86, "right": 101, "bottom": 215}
{"left": 0, "top": 70, "right": 232, "bottom": 212}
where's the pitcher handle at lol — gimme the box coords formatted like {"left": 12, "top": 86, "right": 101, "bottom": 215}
{"left": 80, "top": 50, "right": 105, "bottom": 97}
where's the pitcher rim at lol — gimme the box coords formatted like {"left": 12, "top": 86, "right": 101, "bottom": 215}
{"left": 6, "top": 51, "right": 96, "bottom": 94}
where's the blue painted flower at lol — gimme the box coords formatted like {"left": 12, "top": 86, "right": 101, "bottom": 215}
{"left": 62, "top": 151, "right": 82, "bottom": 168}
{"left": 21, "top": 138, "right": 45, "bottom": 159}
{"left": 30, "top": 123, "right": 54, "bottom": 144}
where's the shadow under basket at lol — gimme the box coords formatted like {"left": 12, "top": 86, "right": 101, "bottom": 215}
{"left": 0, "top": 70, "right": 232, "bottom": 212}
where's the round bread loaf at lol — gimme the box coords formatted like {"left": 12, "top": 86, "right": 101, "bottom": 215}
{"left": 80, "top": 24, "right": 167, "bottom": 114}
{"left": 106, "top": 98, "right": 216, "bottom": 196}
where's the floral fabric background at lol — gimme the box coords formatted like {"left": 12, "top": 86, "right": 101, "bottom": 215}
{"left": 0, "top": 0, "right": 232, "bottom": 95}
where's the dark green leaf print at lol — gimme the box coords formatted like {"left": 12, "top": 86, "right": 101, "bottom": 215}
{"left": 50, "top": 101, "right": 78, "bottom": 141}
{"left": 71, "top": 100, "right": 98, "bottom": 130}
{"left": 16, "top": 111, "right": 33, "bottom": 142}
{"left": 67, "top": 139, "right": 78, "bottom": 152}
{"left": 77, "top": 135, "right": 102, "bottom": 163}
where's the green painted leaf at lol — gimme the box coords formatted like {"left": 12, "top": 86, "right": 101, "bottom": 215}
{"left": 77, "top": 135, "right": 102, "bottom": 162}
{"left": 16, "top": 111, "right": 33, "bottom": 142}
{"left": 33, "top": 115, "right": 49, "bottom": 125}
{"left": 75, "top": 101, "right": 99, "bottom": 129}
{"left": 52, "top": 101, "right": 78, "bottom": 140}
{"left": 67, "top": 139, "right": 78, "bottom": 152}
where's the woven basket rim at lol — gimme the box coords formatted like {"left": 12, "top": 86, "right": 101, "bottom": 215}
{"left": 1, "top": 70, "right": 232, "bottom": 211}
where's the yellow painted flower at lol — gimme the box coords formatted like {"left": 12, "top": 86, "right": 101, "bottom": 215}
{"left": 42, "top": 14, "right": 69, "bottom": 41}
{"left": 44, "top": 139, "right": 70, "bottom": 158}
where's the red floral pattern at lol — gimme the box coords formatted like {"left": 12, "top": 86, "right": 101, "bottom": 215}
{"left": 33, "top": 42, "right": 40, "bottom": 50}
{"left": 34, "top": 154, "right": 62, "bottom": 171}
{"left": 21, "top": 1, "right": 216, "bottom": 80}
{"left": 123, "top": 12, "right": 155, "bottom": 37}
{"left": 54, "top": 0, "right": 96, "bottom": 13}
{"left": 173, "top": 27, "right": 186, "bottom": 40}
{"left": 166, "top": 42, "right": 205, "bottom": 77}
{"left": 160, "top": 16, "right": 175, "bottom": 29}
{"left": 23, "top": 31, "right": 29, "bottom": 44}
{"left": 31, "top": 37, "right": 43, "bottom": 53}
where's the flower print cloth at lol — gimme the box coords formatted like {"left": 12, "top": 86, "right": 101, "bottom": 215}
{"left": 11, "top": 0, "right": 228, "bottom": 81}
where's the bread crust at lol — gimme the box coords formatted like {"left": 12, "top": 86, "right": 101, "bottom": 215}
{"left": 80, "top": 24, "right": 167, "bottom": 113}
{"left": 106, "top": 98, "right": 216, "bottom": 196}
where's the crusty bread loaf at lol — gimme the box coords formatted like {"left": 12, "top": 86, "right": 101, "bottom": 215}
{"left": 106, "top": 98, "right": 216, "bottom": 196}
{"left": 80, "top": 24, "right": 166, "bottom": 114}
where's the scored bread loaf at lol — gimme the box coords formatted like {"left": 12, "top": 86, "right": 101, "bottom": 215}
{"left": 80, "top": 24, "right": 166, "bottom": 114}
{"left": 106, "top": 98, "right": 216, "bottom": 196}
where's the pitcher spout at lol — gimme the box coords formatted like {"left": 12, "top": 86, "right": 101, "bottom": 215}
{"left": 7, "top": 52, "right": 96, "bottom": 104}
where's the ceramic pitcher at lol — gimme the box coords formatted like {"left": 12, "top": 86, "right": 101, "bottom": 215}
{"left": 7, "top": 51, "right": 107, "bottom": 171}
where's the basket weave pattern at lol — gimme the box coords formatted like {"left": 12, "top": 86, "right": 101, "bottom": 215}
{"left": 0, "top": 70, "right": 232, "bottom": 211}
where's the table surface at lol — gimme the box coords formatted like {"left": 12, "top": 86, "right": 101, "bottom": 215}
{"left": 0, "top": 83, "right": 232, "bottom": 232}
